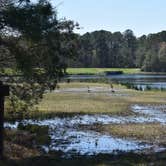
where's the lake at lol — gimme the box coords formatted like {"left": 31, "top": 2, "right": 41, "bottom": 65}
{"left": 68, "top": 74, "right": 166, "bottom": 90}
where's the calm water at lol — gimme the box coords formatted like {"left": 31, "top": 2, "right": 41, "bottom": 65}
{"left": 68, "top": 74, "right": 166, "bottom": 89}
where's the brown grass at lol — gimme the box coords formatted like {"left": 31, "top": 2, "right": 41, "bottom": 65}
{"left": 99, "top": 124, "right": 166, "bottom": 145}
{"left": 4, "top": 129, "right": 40, "bottom": 160}
{"left": 37, "top": 82, "right": 166, "bottom": 115}
{"left": 38, "top": 92, "right": 131, "bottom": 115}
{"left": 4, "top": 141, "right": 40, "bottom": 160}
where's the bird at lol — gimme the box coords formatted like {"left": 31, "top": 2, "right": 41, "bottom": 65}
{"left": 110, "top": 84, "right": 115, "bottom": 93}
{"left": 87, "top": 86, "right": 91, "bottom": 93}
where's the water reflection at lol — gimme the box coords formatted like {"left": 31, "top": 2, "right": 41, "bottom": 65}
{"left": 5, "top": 104, "right": 166, "bottom": 156}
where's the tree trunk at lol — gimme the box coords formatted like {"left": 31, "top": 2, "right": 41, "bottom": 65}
{"left": 0, "top": 96, "right": 4, "bottom": 159}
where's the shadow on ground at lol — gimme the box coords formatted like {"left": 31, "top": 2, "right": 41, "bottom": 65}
{"left": 1, "top": 151, "right": 166, "bottom": 166}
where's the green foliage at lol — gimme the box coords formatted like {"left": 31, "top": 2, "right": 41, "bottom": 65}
{"left": 70, "top": 30, "right": 137, "bottom": 68}
{"left": 0, "top": 0, "right": 78, "bottom": 120}
{"left": 6, "top": 81, "right": 45, "bottom": 119}
{"left": 69, "top": 30, "right": 166, "bottom": 72}
{"left": 1, "top": 0, "right": 78, "bottom": 78}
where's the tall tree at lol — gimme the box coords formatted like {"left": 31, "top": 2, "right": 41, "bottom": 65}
{"left": 122, "top": 29, "right": 137, "bottom": 67}
{"left": 158, "top": 42, "right": 166, "bottom": 72}
{"left": 0, "top": 0, "right": 78, "bottom": 158}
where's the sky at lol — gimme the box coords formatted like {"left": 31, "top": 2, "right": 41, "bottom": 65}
{"left": 51, "top": 0, "right": 166, "bottom": 36}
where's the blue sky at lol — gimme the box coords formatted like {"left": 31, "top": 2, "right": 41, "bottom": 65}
{"left": 52, "top": 0, "right": 166, "bottom": 36}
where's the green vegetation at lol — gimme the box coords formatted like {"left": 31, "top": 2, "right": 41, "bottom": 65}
{"left": 1, "top": 0, "right": 78, "bottom": 120}
{"left": 67, "top": 68, "right": 141, "bottom": 75}
{"left": 1, "top": 0, "right": 166, "bottom": 165}
{"left": 0, "top": 68, "right": 20, "bottom": 75}
{"left": 69, "top": 30, "right": 166, "bottom": 72}
{"left": 0, "top": 0, "right": 78, "bottom": 160}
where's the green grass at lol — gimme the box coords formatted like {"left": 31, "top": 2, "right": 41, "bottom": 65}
{"left": 0, "top": 68, "right": 20, "bottom": 75}
{"left": 67, "top": 68, "right": 141, "bottom": 75}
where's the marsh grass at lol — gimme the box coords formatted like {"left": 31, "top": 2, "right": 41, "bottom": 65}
{"left": 38, "top": 92, "right": 131, "bottom": 115}
{"left": 4, "top": 82, "right": 166, "bottom": 120}
{"left": 67, "top": 68, "right": 141, "bottom": 75}
{"left": 37, "top": 82, "right": 166, "bottom": 116}
{"left": 2, "top": 82, "right": 166, "bottom": 164}
{"left": 98, "top": 124, "right": 166, "bottom": 145}
{"left": 4, "top": 141, "right": 40, "bottom": 160}
{"left": 58, "top": 82, "right": 110, "bottom": 88}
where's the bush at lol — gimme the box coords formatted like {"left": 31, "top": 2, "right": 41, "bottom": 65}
{"left": 18, "top": 124, "right": 51, "bottom": 145}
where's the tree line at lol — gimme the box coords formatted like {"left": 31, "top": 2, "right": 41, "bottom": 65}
{"left": 69, "top": 30, "right": 166, "bottom": 72}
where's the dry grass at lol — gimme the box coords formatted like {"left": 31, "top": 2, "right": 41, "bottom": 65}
{"left": 99, "top": 124, "right": 166, "bottom": 145}
{"left": 59, "top": 82, "right": 110, "bottom": 88}
{"left": 4, "top": 141, "right": 40, "bottom": 160}
{"left": 38, "top": 92, "right": 130, "bottom": 115}
{"left": 4, "top": 129, "right": 40, "bottom": 160}
{"left": 125, "top": 90, "right": 166, "bottom": 104}
{"left": 37, "top": 82, "right": 166, "bottom": 115}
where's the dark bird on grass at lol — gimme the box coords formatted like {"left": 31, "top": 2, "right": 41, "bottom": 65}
{"left": 87, "top": 86, "right": 91, "bottom": 93}
{"left": 110, "top": 83, "right": 115, "bottom": 93}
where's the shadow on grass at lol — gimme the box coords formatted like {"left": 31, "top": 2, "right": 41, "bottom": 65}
{"left": 1, "top": 151, "right": 166, "bottom": 166}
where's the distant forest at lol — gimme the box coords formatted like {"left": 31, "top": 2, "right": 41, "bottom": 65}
{"left": 69, "top": 30, "right": 166, "bottom": 72}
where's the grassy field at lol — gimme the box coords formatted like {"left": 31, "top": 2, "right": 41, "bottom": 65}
{"left": 67, "top": 68, "right": 141, "bottom": 75}
{"left": 37, "top": 83, "right": 127, "bottom": 115}
{"left": 37, "top": 82, "right": 166, "bottom": 115}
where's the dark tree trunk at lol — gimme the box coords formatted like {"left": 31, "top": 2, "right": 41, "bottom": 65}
{"left": 0, "top": 82, "right": 9, "bottom": 160}
{"left": 0, "top": 96, "right": 4, "bottom": 159}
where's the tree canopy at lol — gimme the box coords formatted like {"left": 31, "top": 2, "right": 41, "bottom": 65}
{"left": 70, "top": 30, "right": 166, "bottom": 72}
{"left": 0, "top": 0, "right": 78, "bottom": 119}
{"left": 0, "top": 0, "right": 78, "bottom": 77}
